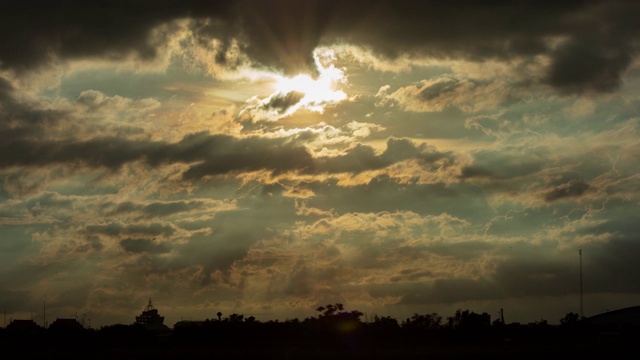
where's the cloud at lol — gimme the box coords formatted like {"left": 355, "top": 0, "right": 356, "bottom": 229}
{"left": 119, "top": 238, "right": 171, "bottom": 254}
{"left": 109, "top": 199, "right": 236, "bottom": 219}
{"left": 381, "top": 75, "right": 510, "bottom": 113}
{"left": 545, "top": 37, "right": 634, "bottom": 94}
{"left": 313, "top": 137, "right": 457, "bottom": 175}
{"left": 239, "top": 91, "right": 306, "bottom": 123}
{"left": 177, "top": 134, "right": 315, "bottom": 180}
{"left": 2, "top": 1, "right": 637, "bottom": 94}
{"left": 544, "top": 179, "right": 591, "bottom": 202}
{"left": 0, "top": 119, "right": 463, "bottom": 184}
{"left": 83, "top": 222, "right": 177, "bottom": 239}
{"left": 264, "top": 91, "right": 306, "bottom": 113}
{"left": 76, "top": 89, "right": 160, "bottom": 114}
{"left": 0, "top": 76, "right": 68, "bottom": 141}
{"left": 0, "top": 1, "right": 233, "bottom": 72}
{"left": 459, "top": 147, "right": 546, "bottom": 182}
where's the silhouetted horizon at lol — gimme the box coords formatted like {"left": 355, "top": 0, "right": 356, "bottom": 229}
{"left": 2, "top": 303, "right": 639, "bottom": 359}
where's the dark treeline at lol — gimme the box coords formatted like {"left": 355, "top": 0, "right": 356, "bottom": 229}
{"left": 1, "top": 304, "right": 638, "bottom": 359}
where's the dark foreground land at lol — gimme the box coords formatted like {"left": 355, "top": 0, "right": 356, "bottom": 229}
{"left": 4, "top": 339, "right": 640, "bottom": 360}
{"left": 3, "top": 324, "right": 639, "bottom": 359}
{"left": 10, "top": 343, "right": 640, "bottom": 360}
{"left": 3, "top": 307, "right": 640, "bottom": 359}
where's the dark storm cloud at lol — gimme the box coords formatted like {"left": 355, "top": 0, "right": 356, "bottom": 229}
{"left": 0, "top": 77, "right": 67, "bottom": 140}
{"left": 306, "top": 176, "right": 493, "bottom": 221}
{"left": 265, "top": 91, "right": 305, "bottom": 113}
{"left": 0, "top": 0, "right": 234, "bottom": 72}
{"left": 24, "top": 192, "right": 74, "bottom": 211}
{"left": 0, "top": 130, "right": 314, "bottom": 177}
{"left": 140, "top": 200, "right": 205, "bottom": 217}
{"left": 419, "top": 78, "right": 462, "bottom": 101}
{"left": 109, "top": 200, "right": 211, "bottom": 218}
{"left": 83, "top": 222, "right": 176, "bottom": 238}
{"left": 459, "top": 147, "right": 546, "bottom": 181}
{"left": 119, "top": 238, "right": 171, "bottom": 254}
{"left": 1, "top": 1, "right": 637, "bottom": 93}
{"left": 390, "top": 269, "right": 433, "bottom": 283}
{"left": 332, "top": 0, "right": 640, "bottom": 94}
{"left": 0, "top": 120, "right": 456, "bottom": 180}
{"left": 315, "top": 144, "right": 384, "bottom": 174}
{"left": 177, "top": 134, "right": 314, "bottom": 179}
{"left": 0, "top": 136, "right": 160, "bottom": 170}
{"left": 545, "top": 36, "right": 635, "bottom": 94}
{"left": 544, "top": 179, "right": 590, "bottom": 202}
{"left": 543, "top": 1, "right": 640, "bottom": 93}
{"left": 314, "top": 137, "right": 455, "bottom": 174}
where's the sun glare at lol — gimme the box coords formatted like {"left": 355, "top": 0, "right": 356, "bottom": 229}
{"left": 273, "top": 48, "right": 347, "bottom": 114}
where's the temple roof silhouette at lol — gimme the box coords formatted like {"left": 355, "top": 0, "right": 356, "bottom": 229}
{"left": 134, "top": 298, "right": 170, "bottom": 332}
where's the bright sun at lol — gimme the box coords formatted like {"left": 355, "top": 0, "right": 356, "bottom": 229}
{"left": 238, "top": 48, "right": 348, "bottom": 122}
{"left": 272, "top": 48, "right": 347, "bottom": 114}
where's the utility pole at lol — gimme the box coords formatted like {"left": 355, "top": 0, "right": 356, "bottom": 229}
{"left": 579, "top": 249, "right": 584, "bottom": 318}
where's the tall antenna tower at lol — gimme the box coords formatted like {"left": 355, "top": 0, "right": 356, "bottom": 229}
{"left": 579, "top": 248, "right": 584, "bottom": 318}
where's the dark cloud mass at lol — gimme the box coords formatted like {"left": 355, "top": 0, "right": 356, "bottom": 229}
{"left": 119, "top": 238, "right": 171, "bottom": 254}
{"left": 1, "top": 1, "right": 637, "bottom": 92}
{"left": 419, "top": 78, "right": 462, "bottom": 101}
{"left": 83, "top": 223, "right": 176, "bottom": 238}
{"left": 544, "top": 179, "right": 590, "bottom": 202}
{"left": 265, "top": 91, "right": 305, "bottom": 113}
{"left": 546, "top": 37, "right": 635, "bottom": 93}
{"left": 0, "top": 126, "right": 450, "bottom": 180}
{"left": 0, "top": 0, "right": 234, "bottom": 71}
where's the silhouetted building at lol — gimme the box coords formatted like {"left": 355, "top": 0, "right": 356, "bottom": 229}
{"left": 587, "top": 305, "right": 640, "bottom": 327}
{"left": 585, "top": 305, "right": 640, "bottom": 340}
{"left": 49, "top": 318, "right": 84, "bottom": 331}
{"left": 468, "top": 312, "right": 491, "bottom": 327}
{"left": 173, "top": 320, "right": 209, "bottom": 329}
{"left": 134, "top": 298, "right": 170, "bottom": 332}
{"left": 6, "top": 319, "right": 42, "bottom": 331}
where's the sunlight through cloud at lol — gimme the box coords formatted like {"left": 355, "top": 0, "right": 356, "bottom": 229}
{"left": 240, "top": 48, "right": 348, "bottom": 122}
{"left": 274, "top": 48, "right": 348, "bottom": 112}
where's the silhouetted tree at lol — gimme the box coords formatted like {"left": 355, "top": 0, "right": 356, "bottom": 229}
{"left": 559, "top": 312, "right": 580, "bottom": 326}
{"left": 227, "top": 313, "right": 244, "bottom": 323}
{"left": 316, "top": 303, "right": 345, "bottom": 318}
{"left": 446, "top": 309, "right": 490, "bottom": 330}
{"left": 372, "top": 315, "right": 400, "bottom": 329}
{"left": 402, "top": 313, "right": 442, "bottom": 330}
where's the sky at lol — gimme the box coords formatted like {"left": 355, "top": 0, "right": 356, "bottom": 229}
{"left": 1, "top": 0, "right": 640, "bottom": 328}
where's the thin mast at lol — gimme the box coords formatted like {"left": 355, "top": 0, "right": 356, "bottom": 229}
{"left": 579, "top": 249, "right": 583, "bottom": 318}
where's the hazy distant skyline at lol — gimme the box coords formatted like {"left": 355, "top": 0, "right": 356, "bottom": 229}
{"left": 1, "top": 0, "right": 640, "bottom": 328}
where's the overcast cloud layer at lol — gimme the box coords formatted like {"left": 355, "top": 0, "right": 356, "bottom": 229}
{"left": 1, "top": 0, "right": 640, "bottom": 327}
